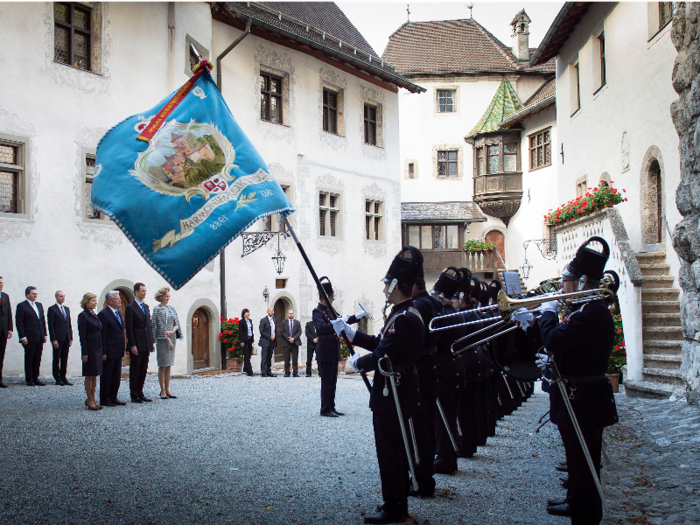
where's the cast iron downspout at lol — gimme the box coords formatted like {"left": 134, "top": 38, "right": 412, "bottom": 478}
{"left": 216, "top": 18, "right": 251, "bottom": 371}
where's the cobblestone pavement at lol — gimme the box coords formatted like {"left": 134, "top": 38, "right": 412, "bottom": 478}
{"left": 602, "top": 391, "right": 700, "bottom": 525}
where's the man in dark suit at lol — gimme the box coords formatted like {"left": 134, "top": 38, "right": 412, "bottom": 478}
{"left": 0, "top": 277, "right": 12, "bottom": 388}
{"left": 98, "top": 290, "right": 127, "bottom": 406}
{"left": 47, "top": 290, "right": 73, "bottom": 386}
{"left": 258, "top": 307, "right": 276, "bottom": 377}
{"left": 125, "top": 282, "right": 154, "bottom": 402}
{"left": 238, "top": 309, "right": 255, "bottom": 376}
{"left": 305, "top": 319, "right": 318, "bottom": 377}
{"left": 15, "top": 286, "right": 47, "bottom": 386}
{"left": 281, "top": 309, "right": 302, "bottom": 377}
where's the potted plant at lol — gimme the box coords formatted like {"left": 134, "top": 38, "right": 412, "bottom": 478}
{"left": 607, "top": 303, "right": 626, "bottom": 393}
{"left": 339, "top": 337, "right": 352, "bottom": 372}
{"left": 463, "top": 239, "right": 496, "bottom": 253}
{"left": 219, "top": 317, "right": 243, "bottom": 371}
{"left": 544, "top": 181, "right": 627, "bottom": 225}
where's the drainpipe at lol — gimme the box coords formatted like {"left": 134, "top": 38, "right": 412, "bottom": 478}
{"left": 216, "top": 18, "right": 252, "bottom": 371}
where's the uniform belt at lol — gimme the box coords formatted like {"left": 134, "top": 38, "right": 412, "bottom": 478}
{"left": 562, "top": 373, "right": 607, "bottom": 385}
{"left": 317, "top": 334, "right": 338, "bottom": 340}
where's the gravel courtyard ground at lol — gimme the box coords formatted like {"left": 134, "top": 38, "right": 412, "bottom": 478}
{"left": 2, "top": 371, "right": 692, "bottom": 525}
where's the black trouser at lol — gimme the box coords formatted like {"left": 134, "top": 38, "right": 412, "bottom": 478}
{"left": 260, "top": 341, "right": 273, "bottom": 375}
{"left": 100, "top": 356, "right": 122, "bottom": 402}
{"left": 23, "top": 341, "right": 43, "bottom": 381}
{"left": 129, "top": 350, "right": 149, "bottom": 398}
{"left": 318, "top": 361, "right": 338, "bottom": 413}
{"left": 560, "top": 425, "right": 604, "bottom": 525}
{"left": 475, "top": 380, "right": 489, "bottom": 446}
{"left": 242, "top": 341, "right": 253, "bottom": 375}
{"left": 410, "top": 393, "right": 436, "bottom": 492}
{"left": 0, "top": 335, "right": 6, "bottom": 381}
{"left": 284, "top": 344, "right": 298, "bottom": 375}
{"left": 458, "top": 382, "right": 478, "bottom": 457}
{"left": 434, "top": 388, "right": 461, "bottom": 471}
{"left": 52, "top": 339, "right": 70, "bottom": 381}
{"left": 306, "top": 346, "right": 316, "bottom": 375}
{"left": 373, "top": 410, "right": 410, "bottom": 514}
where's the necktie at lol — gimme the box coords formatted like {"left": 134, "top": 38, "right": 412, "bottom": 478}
{"left": 140, "top": 303, "right": 146, "bottom": 315}
{"left": 116, "top": 309, "right": 123, "bottom": 326}
{"left": 290, "top": 320, "right": 293, "bottom": 336}
{"left": 60, "top": 305, "right": 66, "bottom": 318}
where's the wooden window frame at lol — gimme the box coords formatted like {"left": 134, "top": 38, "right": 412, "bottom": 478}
{"left": 573, "top": 62, "right": 581, "bottom": 114}
{"left": 404, "top": 224, "right": 460, "bottom": 251}
{"left": 53, "top": 2, "right": 92, "bottom": 71}
{"left": 436, "top": 89, "right": 456, "bottom": 113}
{"left": 659, "top": 2, "right": 675, "bottom": 29}
{"left": 322, "top": 88, "right": 338, "bottom": 135}
{"left": 0, "top": 140, "right": 23, "bottom": 215}
{"left": 437, "top": 150, "right": 458, "bottom": 177}
{"left": 528, "top": 128, "right": 552, "bottom": 171}
{"left": 408, "top": 163, "right": 415, "bottom": 179}
{"left": 598, "top": 32, "right": 606, "bottom": 88}
{"left": 319, "top": 191, "right": 340, "bottom": 238}
{"left": 260, "top": 72, "right": 283, "bottom": 125}
{"left": 364, "top": 104, "right": 377, "bottom": 146}
{"left": 365, "top": 199, "right": 383, "bottom": 241}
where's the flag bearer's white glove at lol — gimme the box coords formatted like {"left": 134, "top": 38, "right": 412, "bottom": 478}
{"left": 331, "top": 318, "right": 356, "bottom": 340}
{"left": 348, "top": 352, "right": 362, "bottom": 371}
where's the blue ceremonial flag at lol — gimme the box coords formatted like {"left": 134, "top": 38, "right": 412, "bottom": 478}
{"left": 92, "top": 62, "right": 294, "bottom": 289}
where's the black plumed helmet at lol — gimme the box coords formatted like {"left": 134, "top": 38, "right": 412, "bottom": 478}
{"left": 456, "top": 268, "right": 473, "bottom": 298}
{"left": 382, "top": 246, "right": 424, "bottom": 290}
{"left": 488, "top": 279, "right": 501, "bottom": 303}
{"left": 318, "top": 276, "right": 334, "bottom": 298}
{"left": 563, "top": 236, "right": 610, "bottom": 281}
{"left": 432, "top": 267, "right": 461, "bottom": 298}
{"left": 478, "top": 280, "right": 490, "bottom": 307}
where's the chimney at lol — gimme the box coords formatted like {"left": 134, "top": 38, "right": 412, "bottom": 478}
{"left": 511, "top": 9, "right": 531, "bottom": 62}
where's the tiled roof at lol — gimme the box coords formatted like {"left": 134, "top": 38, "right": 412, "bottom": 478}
{"left": 220, "top": 2, "right": 425, "bottom": 93}
{"left": 466, "top": 80, "right": 524, "bottom": 138}
{"left": 382, "top": 18, "right": 555, "bottom": 76}
{"left": 500, "top": 78, "right": 556, "bottom": 128}
{"left": 402, "top": 202, "right": 486, "bottom": 223}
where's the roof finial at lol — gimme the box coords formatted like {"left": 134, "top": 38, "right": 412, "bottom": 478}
{"left": 466, "top": 2, "right": 474, "bottom": 19}
{"left": 407, "top": 4, "right": 411, "bottom": 22}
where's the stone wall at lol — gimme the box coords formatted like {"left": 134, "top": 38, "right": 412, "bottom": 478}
{"left": 670, "top": 3, "right": 700, "bottom": 404}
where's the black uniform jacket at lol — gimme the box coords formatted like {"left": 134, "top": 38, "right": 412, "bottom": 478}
{"left": 312, "top": 303, "right": 340, "bottom": 362}
{"left": 455, "top": 308, "right": 489, "bottom": 382}
{"left": 435, "top": 304, "right": 465, "bottom": 392}
{"left": 354, "top": 299, "right": 425, "bottom": 414}
{"left": 539, "top": 299, "right": 618, "bottom": 429}
{"left": 411, "top": 291, "right": 443, "bottom": 391}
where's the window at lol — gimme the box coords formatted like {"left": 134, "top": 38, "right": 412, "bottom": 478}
{"left": 406, "top": 224, "right": 459, "bottom": 250}
{"left": 275, "top": 279, "right": 287, "bottom": 289}
{"left": 189, "top": 44, "right": 201, "bottom": 72}
{"left": 365, "top": 200, "right": 383, "bottom": 241}
{"left": 574, "top": 63, "right": 580, "bottom": 112}
{"left": 487, "top": 145, "right": 500, "bottom": 173}
{"left": 529, "top": 128, "right": 552, "bottom": 171}
{"left": 408, "top": 163, "right": 415, "bottom": 179}
{"left": 575, "top": 177, "right": 587, "bottom": 197}
{"left": 0, "top": 141, "right": 22, "bottom": 214}
{"left": 503, "top": 144, "right": 518, "bottom": 172}
{"left": 323, "top": 89, "right": 338, "bottom": 134}
{"left": 364, "top": 104, "right": 377, "bottom": 145}
{"left": 84, "top": 154, "right": 101, "bottom": 220}
{"left": 660, "top": 2, "right": 676, "bottom": 28}
{"left": 437, "top": 90, "right": 456, "bottom": 113}
{"left": 437, "top": 150, "right": 458, "bottom": 177}
{"left": 54, "top": 2, "right": 92, "bottom": 70}
{"left": 263, "top": 185, "right": 290, "bottom": 231}
{"left": 476, "top": 147, "right": 484, "bottom": 176}
{"left": 260, "top": 73, "right": 283, "bottom": 124}
{"left": 319, "top": 192, "right": 340, "bottom": 237}
{"left": 598, "top": 33, "right": 606, "bottom": 87}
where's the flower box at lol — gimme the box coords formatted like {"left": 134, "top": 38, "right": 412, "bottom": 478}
{"left": 545, "top": 182, "right": 627, "bottom": 226}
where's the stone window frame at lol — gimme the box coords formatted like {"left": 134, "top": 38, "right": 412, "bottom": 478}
{"left": 404, "top": 159, "right": 418, "bottom": 180}
{"left": 432, "top": 144, "right": 464, "bottom": 180}
{"left": 364, "top": 199, "right": 384, "bottom": 241}
{"left": 52, "top": 2, "right": 104, "bottom": 75}
{"left": 259, "top": 64, "right": 291, "bottom": 128}
{"left": 575, "top": 174, "right": 588, "bottom": 197}
{"left": 361, "top": 100, "right": 384, "bottom": 148}
{"left": 434, "top": 85, "right": 460, "bottom": 115}
{"left": 318, "top": 190, "right": 342, "bottom": 239}
{"left": 528, "top": 127, "right": 552, "bottom": 171}
{"left": 322, "top": 83, "right": 345, "bottom": 137}
{"left": 0, "top": 132, "right": 30, "bottom": 218}
{"left": 185, "top": 34, "right": 209, "bottom": 78}
{"left": 80, "top": 147, "right": 109, "bottom": 223}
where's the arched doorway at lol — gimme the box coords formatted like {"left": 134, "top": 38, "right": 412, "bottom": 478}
{"left": 640, "top": 146, "right": 665, "bottom": 247}
{"left": 273, "top": 298, "right": 289, "bottom": 364}
{"left": 485, "top": 230, "right": 505, "bottom": 269}
{"left": 192, "top": 308, "right": 210, "bottom": 370}
{"left": 103, "top": 288, "right": 132, "bottom": 366}
{"left": 649, "top": 160, "right": 662, "bottom": 244}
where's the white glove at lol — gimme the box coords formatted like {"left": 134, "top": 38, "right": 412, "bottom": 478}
{"left": 511, "top": 308, "right": 535, "bottom": 330}
{"left": 540, "top": 300, "right": 561, "bottom": 315}
{"left": 535, "top": 352, "right": 549, "bottom": 371}
{"left": 348, "top": 351, "right": 361, "bottom": 371}
{"left": 354, "top": 309, "right": 366, "bottom": 320}
{"left": 331, "top": 318, "right": 356, "bottom": 340}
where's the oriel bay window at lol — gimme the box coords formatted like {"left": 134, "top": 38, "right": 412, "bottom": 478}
{"left": 260, "top": 73, "right": 283, "bottom": 124}
{"left": 474, "top": 136, "right": 521, "bottom": 175}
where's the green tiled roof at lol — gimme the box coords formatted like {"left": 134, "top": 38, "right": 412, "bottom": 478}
{"left": 466, "top": 80, "right": 524, "bottom": 138}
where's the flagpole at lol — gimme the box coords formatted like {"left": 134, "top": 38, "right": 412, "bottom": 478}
{"left": 283, "top": 217, "right": 372, "bottom": 393}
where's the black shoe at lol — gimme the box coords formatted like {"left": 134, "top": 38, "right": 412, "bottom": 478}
{"left": 34, "top": 379, "right": 46, "bottom": 386}
{"left": 364, "top": 509, "right": 407, "bottom": 524}
{"left": 101, "top": 400, "right": 117, "bottom": 407}
{"left": 408, "top": 485, "right": 435, "bottom": 498}
{"left": 26, "top": 380, "right": 35, "bottom": 386}
{"left": 112, "top": 398, "right": 127, "bottom": 406}
{"left": 293, "top": 374, "right": 300, "bottom": 377}
{"left": 131, "top": 397, "right": 143, "bottom": 403}
{"left": 332, "top": 410, "right": 345, "bottom": 416}
{"left": 140, "top": 395, "right": 152, "bottom": 402}
{"left": 0, "top": 382, "right": 7, "bottom": 388}
{"left": 555, "top": 464, "right": 568, "bottom": 472}
{"left": 321, "top": 411, "right": 339, "bottom": 417}
{"left": 306, "top": 373, "right": 312, "bottom": 377}
{"left": 55, "top": 380, "right": 65, "bottom": 386}
{"left": 269, "top": 373, "right": 277, "bottom": 377}
{"left": 247, "top": 373, "right": 254, "bottom": 377}
{"left": 547, "top": 498, "right": 567, "bottom": 507}
{"left": 62, "top": 378, "right": 73, "bottom": 386}
{"left": 433, "top": 459, "right": 458, "bottom": 475}
{"left": 546, "top": 503, "right": 572, "bottom": 517}
{"left": 560, "top": 479, "right": 569, "bottom": 489}
{"left": 284, "top": 374, "right": 290, "bottom": 377}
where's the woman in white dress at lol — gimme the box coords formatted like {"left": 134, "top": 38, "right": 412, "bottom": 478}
{"left": 152, "top": 287, "right": 182, "bottom": 399}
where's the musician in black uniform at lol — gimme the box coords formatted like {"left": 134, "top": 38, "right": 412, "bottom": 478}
{"left": 333, "top": 247, "right": 425, "bottom": 524}
{"left": 537, "top": 237, "right": 618, "bottom": 524}
{"left": 312, "top": 278, "right": 343, "bottom": 417}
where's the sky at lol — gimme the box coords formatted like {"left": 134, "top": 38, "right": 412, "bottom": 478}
{"left": 336, "top": 1, "right": 564, "bottom": 58}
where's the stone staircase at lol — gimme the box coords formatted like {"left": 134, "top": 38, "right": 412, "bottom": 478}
{"left": 624, "top": 252, "right": 684, "bottom": 399}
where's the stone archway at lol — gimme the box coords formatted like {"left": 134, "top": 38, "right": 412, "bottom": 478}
{"left": 640, "top": 146, "right": 666, "bottom": 246}
{"left": 185, "top": 299, "right": 219, "bottom": 374}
